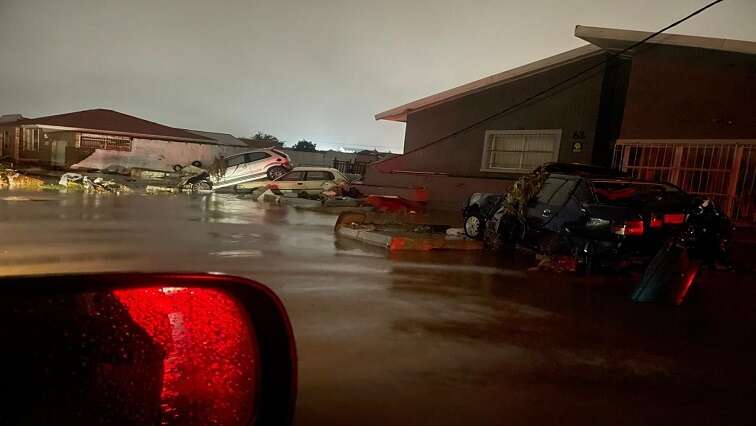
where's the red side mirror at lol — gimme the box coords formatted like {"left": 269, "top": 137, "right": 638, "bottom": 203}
{"left": 0, "top": 273, "right": 297, "bottom": 425}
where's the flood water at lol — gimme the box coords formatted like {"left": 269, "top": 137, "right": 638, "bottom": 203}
{"left": 1, "top": 190, "right": 755, "bottom": 425}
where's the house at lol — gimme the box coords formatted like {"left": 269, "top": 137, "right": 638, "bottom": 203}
{"left": 361, "top": 26, "right": 756, "bottom": 224}
{"left": 238, "top": 137, "right": 284, "bottom": 150}
{"left": 0, "top": 109, "right": 248, "bottom": 172}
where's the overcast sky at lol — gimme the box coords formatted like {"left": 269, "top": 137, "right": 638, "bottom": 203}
{"left": 1, "top": 0, "right": 754, "bottom": 152}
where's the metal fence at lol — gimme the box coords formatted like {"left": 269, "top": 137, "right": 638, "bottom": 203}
{"left": 613, "top": 141, "right": 756, "bottom": 225}
{"left": 332, "top": 159, "right": 369, "bottom": 178}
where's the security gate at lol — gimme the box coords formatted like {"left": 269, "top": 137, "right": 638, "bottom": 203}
{"left": 613, "top": 141, "right": 756, "bottom": 225}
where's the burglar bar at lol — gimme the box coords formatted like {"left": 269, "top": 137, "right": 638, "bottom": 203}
{"left": 613, "top": 140, "right": 756, "bottom": 225}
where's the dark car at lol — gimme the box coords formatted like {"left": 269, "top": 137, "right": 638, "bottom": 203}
{"left": 464, "top": 171, "right": 693, "bottom": 273}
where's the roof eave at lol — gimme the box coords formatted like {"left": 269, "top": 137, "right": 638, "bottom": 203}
{"left": 25, "top": 124, "right": 218, "bottom": 144}
{"left": 375, "top": 44, "right": 603, "bottom": 122}
{"left": 575, "top": 25, "right": 756, "bottom": 56}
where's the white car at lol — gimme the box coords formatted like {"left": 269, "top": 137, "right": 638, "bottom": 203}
{"left": 236, "top": 166, "right": 349, "bottom": 194}
{"left": 213, "top": 148, "right": 292, "bottom": 189}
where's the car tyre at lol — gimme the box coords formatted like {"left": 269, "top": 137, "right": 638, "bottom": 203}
{"left": 464, "top": 215, "right": 484, "bottom": 240}
{"left": 267, "top": 166, "right": 287, "bottom": 180}
{"left": 191, "top": 180, "right": 213, "bottom": 192}
{"left": 172, "top": 164, "right": 183, "bottom": 172}
{"left": 191, "top": 160, "right": 203, "bottom": 168}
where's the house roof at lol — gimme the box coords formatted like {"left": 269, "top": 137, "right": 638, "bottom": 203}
{"left": 575, "top": 25, "right": 756, "bottom": 56}
{"left": 238, "top": 137, "right": 284, "bottom": 149}
{"left": 0, "top": 114, "right": 24, "bottom": 124}
{"left": 181, "top": 129, "right": 247, "bottom": 147}
{"left": 16, "top": 109, "right": 213, "bottom": 143}
{"left": 375, "top": 45, "right": 603, "bottom": 122}
{"left": 376, "top": 26, "right": 756, "bottom": 123}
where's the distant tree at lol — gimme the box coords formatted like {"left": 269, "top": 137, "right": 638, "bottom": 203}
{"left": 291, "top": 139, "right": 317, "bottom": 152}
{"left": 250, "top": 131, "right": 279, "bottom": 143}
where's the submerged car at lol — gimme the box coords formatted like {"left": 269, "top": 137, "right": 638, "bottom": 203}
{"left": 464, "top": 167, "right": 695, "bottom": 273}
{"left": 237, "top": 167, "right": 350, "bottom": 195}
{"left": 212, "top": 148, "right": 292, "bottom": 189}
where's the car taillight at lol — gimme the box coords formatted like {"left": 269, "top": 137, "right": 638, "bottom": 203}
{"left": 114, "top": 287, "right": 258, "bottom": 425}
{"left": 649, "top": 215, "right": 663, "bottom": 229}
{"left": 613, "top": 219, "right": 644, "bottom": 236}
{"left": 663, "top": 213, "right": 685, "bottom": 225}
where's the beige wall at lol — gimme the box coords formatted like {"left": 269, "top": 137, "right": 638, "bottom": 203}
{"left": 71, "top": 137, "right": 248, "bottom": 171}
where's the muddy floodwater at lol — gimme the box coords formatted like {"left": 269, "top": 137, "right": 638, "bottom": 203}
{"left": 1, "top": 190, "right": 755, "bottom": 425}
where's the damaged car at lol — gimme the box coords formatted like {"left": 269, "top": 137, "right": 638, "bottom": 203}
{"left": 212, "top": 148, "right": 292, "bottom": 190}
{"left": 464, "top": 164, "right": 725, "bottom": 275}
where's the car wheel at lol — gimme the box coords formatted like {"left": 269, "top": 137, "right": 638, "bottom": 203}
{"left": 172, "top": 164, "right": 183, "bottom": 172}
{"left": 267, "top": 166, "right": 287, "bottom": 180}
{"left": 574, "top": 242, "right": 594, "bottom": 276}
{"left": 464, "top": 215, "right": 484, "bottom": 240}
{"left": 191, "top": 180, "right": 212, "bottom": 192}
{"left": 191, "top": 160, "right": 203, "bottom": 168}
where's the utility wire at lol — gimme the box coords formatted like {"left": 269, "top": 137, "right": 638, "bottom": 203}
{"left": 397, "top": 0, "right": 725, "bottom": 158}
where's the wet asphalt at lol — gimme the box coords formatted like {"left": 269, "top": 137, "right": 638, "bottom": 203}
{"left": 1, "top": 190, "right": 755, "bottom": 425}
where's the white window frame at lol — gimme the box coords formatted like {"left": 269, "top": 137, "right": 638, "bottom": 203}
{"left": 480, "top": 129, "right": 562, "bottom": 173}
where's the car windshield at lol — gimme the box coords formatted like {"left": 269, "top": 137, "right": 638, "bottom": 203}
{"left": 1, "top": 0, "right": 755, "bottom": 425}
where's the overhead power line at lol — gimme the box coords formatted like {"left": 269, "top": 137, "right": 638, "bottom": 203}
{"left": 396, "top": 0, "right": 725, "bottom": 158}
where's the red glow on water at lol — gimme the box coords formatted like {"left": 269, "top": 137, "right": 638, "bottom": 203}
{"left": 114, "top": 287, "right": 258, "bottom": 425}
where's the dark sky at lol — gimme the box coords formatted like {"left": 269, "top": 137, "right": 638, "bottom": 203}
{"left": 1, "top": 0, "right": 754, "bottom": 152}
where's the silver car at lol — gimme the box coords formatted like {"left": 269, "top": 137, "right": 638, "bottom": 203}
{"left": 213, "top": 148, "right": 292, "bottom": 189}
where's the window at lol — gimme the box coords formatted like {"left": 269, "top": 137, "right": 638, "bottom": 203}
{"left": 306, "top": 171, "right": 334, "bottom": 181}
{"left": 226, "top": 155, "right": 246, "bottom": 167}
{"left": 535, "top": 178, "right": 566, "bottom": 205}
{"left": 278, "top": 171, "right": 305, "bottom": 181}
{"left": 534, "top": 177, "right": 577, "bottom": 208}
{"left": 79, "top": 133, "right": 132, "bottom": 151}
{"left": 548, "top": 180, "right": 577, "bottom": 207}
{"left": 481, "top": 130, "right": 561, "bottom": 172}
{"left": 22, "top": 128, "right": 41, "bottom": 152}
{"left": 573, "top": 180, "right": 595, "bottom": 204}
{"left": 245, "top": 152, "right": 270, "bottom": 162}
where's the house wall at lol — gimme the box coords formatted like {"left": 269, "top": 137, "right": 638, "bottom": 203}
{"left": 354, "top": 173, "right": 516, "bottom": 211}
{"left": 620, "top": 45, "right": 756, "bottom": 139}
{"left": 362, "top": 53, "right": 608, "bottom": 211}
{"left": 71, "top": 138, "right": 248, "bottom": 171}
{"left": 395, "top": 53, "right": 608, "bottom": 178}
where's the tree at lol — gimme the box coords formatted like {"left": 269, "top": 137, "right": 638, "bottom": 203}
{"left": 291, "top": 139, "right": 317, "bottom": 152}
{"left": 250, "top": 131, "right": 279, "bottom": 143}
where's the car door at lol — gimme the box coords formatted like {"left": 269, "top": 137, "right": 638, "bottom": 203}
{"left": 524, "top": 176, "right": 579, "bottom": 237}
{"left": 235, "top": 152, "right": 270, "bottom": 181}
{"left": 303, "top": 171, "right": 335, "bottom": 194}
{"left": 542, "top": 177, "right": 581, "bottom": 233}
{"left": 219, "top": 154, "right": 247, "bottom": 182}
{"left": 273, "top": 170, "right": 307, "bottom": 193}
{"left": 526, "top": 177, "right": 566, "bottom": 227}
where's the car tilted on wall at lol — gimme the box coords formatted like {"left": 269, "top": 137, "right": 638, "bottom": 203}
{"left": 213, "top": 148, "right": 293, "bottom": 189}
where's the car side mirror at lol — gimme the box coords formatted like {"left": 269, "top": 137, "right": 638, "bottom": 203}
{"left": 0, "top": 273, "right": 296, "bottom": 425}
